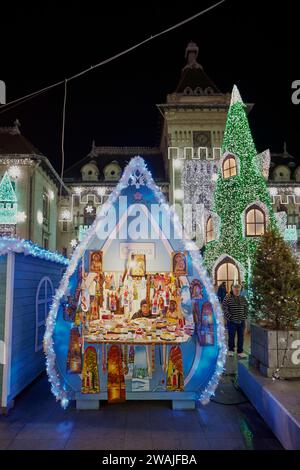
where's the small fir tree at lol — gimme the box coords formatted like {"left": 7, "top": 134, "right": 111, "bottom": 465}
{"left": 251, "top": 229, "right": 300, "bottom": 330}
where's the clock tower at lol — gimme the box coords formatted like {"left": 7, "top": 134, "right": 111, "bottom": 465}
{"left": 158, "top": 41, "right": 230, "bottom": 208}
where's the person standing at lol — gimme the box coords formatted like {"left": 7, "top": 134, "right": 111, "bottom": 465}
{"left": 217, "top": 281, "right": 227, "bottom": 304}
{"left": 222, "top": 283, "right": 248, "bottom": 359}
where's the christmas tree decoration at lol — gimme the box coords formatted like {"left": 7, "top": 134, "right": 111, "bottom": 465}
{"left": 251, "top": 230, "right": 300, "bottom": 330}
{"left": 0, "top": 171, "right": 18, "bottom": 225}
{"left": 204, "top": 85, "right": 278, "bottom": 286}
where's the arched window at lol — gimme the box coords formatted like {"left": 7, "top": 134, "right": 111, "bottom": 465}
{"left": 206, "top": 216, "right": 214, "bottom": 242}
{"left": 35, "top": 277, "right": 53, "bottom": 352}
{"left": 245, "top": 205, "right": 266, "bottom": 236}
{"left": 216, "top": 258, "right": 240, "bottom": 294}
{"left": 222, "top": 155, "right": 237, "bottom": 179}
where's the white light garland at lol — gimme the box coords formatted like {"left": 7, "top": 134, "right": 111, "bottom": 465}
{"left": 8, "top": 165, "right": 21, "bottom": 179}
{"left": 0, "top": 237, "right": 69, "bottom": 265}
{"left": 44, "top": 156, "right": 226, "bottom": 407}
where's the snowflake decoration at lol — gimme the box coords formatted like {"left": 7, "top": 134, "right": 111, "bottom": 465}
{"left": 97, "top": 187, "right": 106, "bottom": 197}
{"left": 61, "top": 209, "right": 71, "bottom": 221}
{"left": 129, "top": 169, "right": 146, "bottom": 189}
{"left": 85, "top": 205, "right": 94, "bottom": 214}
{"left": 70, "top": 239, "right": 78, "bottom": 248}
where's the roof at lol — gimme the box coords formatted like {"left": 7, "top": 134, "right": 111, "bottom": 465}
{"left": 0, "top": 123, "right": 69, "bottom": 194}
{"left": 0, "top": 123, "right": 42, "bottom": 155}
{"left": 64, "top": 146, "right": 167, "bottom": 183}
{"left": 174, "top": 41, "right": 222, "bottom": 96}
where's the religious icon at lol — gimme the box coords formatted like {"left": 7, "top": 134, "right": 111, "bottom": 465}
{"left": 89, "top": 250, "right": 103, "bottom": 274}
{"left": 66, "top": 327, "right": 82, "bottom": 374}
{"left": 107, "top": 345, "right": 126, "bottom": 403}
{"left": 172, "top": 252, "right": 188, "bottom": 276}
{"left": 90, "top": 295, "right": 100, "bottom": 321}
{"left": 167, "top": 346, "right": 184, "bottom": 391}
{"left": 200, "top": 301, "right": 215, "bottom": 346}
{"left": 130, "top": 254, "right": 146, "bottom": 278}
{"left": 190, "top": 279, "right": 203, "bottom": 300}
{"left": 63, "top": 295, "right": 77, "bottom": 322}
{"left": 81, "top": 346, "right": 100, "bottom": 394}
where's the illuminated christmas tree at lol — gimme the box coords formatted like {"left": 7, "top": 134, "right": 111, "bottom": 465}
{"left": 0, "top": 171, "right": 18, "bottom": 225}
{"left": 204, "top": 85, "right": 277, "bottom": 288}
{"left": 251, "top": 229, "right": 300, "bottom": 330}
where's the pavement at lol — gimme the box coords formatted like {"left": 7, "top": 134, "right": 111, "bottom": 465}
{"left": 0, "top": 332, "right": 283, "bottom": 450}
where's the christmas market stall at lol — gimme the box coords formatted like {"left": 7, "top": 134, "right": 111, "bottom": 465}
{"left": 45, "top": 157, "right": 226, "bottom": 410}
{"left": 0, "top": 239, "right": 69, "bottom": 413}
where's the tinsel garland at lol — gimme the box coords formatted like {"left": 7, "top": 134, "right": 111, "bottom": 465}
{"left": 44, "top": 157, "right": 226, "bottom": 407}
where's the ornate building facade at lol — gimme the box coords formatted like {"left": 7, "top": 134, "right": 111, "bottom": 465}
{"left": 0, "top": 42, "right": 299, "bottom": 255}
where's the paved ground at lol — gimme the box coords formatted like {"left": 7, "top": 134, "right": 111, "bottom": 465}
{"left": 0, "top": 333, "right": 283, "bottom": 450}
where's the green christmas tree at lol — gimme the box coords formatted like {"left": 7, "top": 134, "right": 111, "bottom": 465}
{"left": 204, "top": 85, "right": 277, "bottom": 285}
{"left": 251, "top": 229, "right": 300, "bottom": 330}
{"left": 0, "top": 171, "right": 17, "bottom": 202}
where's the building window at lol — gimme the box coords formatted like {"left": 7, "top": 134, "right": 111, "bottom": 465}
{"left": 216, "top": 258, "right": 240, "bottom": 294}
{"left": 84, "top": 205, "right": 96, "bottom": 226}
{"left": 62, "top": 221, "right": 68, "bottom": 232}
{"left": 35, "top": 277, "right": 53, "bottom": 352}
{"left": 222, "top": 155, "right": 237, "bottom": 179}
{"left": 42, "top": 190, "right": 50, "bottom": 227}
{"left": 245, "top": 205, "right": 266, "bottom": 236}
{"left": 206, "top": 216, "right": 214, "bottom": 242}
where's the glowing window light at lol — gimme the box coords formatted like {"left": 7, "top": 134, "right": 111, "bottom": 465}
{"left": 37, "top": 210, "right": 43, "bottom": 225}
{"left": 48, "top": 189, "right": 55, "bottom": 201}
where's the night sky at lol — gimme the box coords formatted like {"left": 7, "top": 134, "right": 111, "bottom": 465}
{"left": 0, "top": 1, "right": 299, "bottom": 174}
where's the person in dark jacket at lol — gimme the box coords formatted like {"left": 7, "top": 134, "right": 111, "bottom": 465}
{"left": 222, "top": 283, "right": 248, "bottom": 359}
{"left": 217, "top": 282, "right": 227, "bottom": 304}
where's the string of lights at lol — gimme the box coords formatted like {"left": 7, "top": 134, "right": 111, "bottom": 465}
{"left": 44, "top": 157, "right": 227, "bottom": 408}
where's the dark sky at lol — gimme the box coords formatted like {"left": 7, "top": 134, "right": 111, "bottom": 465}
{"left": 0, "top": 1, "right": 299, "bottom": 174}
